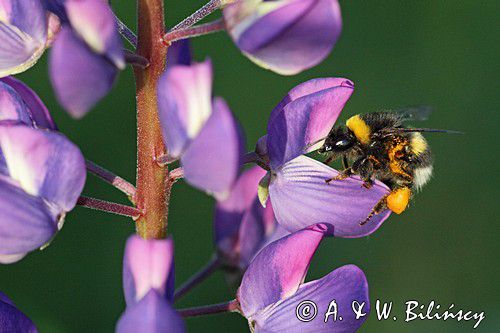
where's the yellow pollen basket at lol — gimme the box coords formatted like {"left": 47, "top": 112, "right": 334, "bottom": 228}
{"left": 386, "top": 187, "right": 411, "bottom": 214}
{"left": 346, "top": 115, "right": 371, "bottom": 145}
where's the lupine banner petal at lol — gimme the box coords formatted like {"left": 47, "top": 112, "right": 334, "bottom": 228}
{"left": 50, "top": 27, "right": 118, "bottom": 118}
{"left": 158, "top": 60, "right": 213, "bottom": 160}
{"left": 268, "top": 78, "right": 353, "bottom": 125}
{"left": 237, "top": 224, "right": 329, "bottom": 318}
{"left": 267, "top": 79, "right": 354, "bottom": 169}
{"left": 252, "top": 265, "right": 370, "bottom": 333}
{"left": 123, "top": 236, "right": 175, "bottom": 306}
{"left": 0, "top": 0, "right": 47, "bottom": 77}
{"left": 0, "top": 124, "right": 86, "bottom": 212}
{"left": 0, "top": 77, "right": 56, "bottom": 129}
{"left": 116, "top": 290, "right": 185, "bottom": 333}
{"left": 0, "top": 177, "right": 56, "bottom": 261}
{"left": 0, "top": 81, "right": 31, "bottom": 124}
{"left": 65, "top": 0, "right": 124, "bottom": 68}
{"left": 181, "top": 97, "right": 243, "bottom": 199}
{"left": 269, "top": 156, "right": 391, "bottom": 237}
{"left": 224, "top": 0, "right": 342, "bottom": 75}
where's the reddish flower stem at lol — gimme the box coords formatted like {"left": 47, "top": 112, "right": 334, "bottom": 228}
{"left": 163, "top": 19, "right": 225, "bottom": 44}
{"left": 77, "top": 196, "right": 141, "bottom": 218}
{"left": 85, "top": 160, "right": 137, "bottom": 199}
{"left": 174, "top": 255, "right": 221, "bottom": 302}
{"left": 134, "top": 0, "right": 170, "bottom": 239}
{"left": 177, "top": 299, "right": 240, "bottom": 318}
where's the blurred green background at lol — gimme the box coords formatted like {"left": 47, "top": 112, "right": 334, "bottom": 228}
{"left": 1, "top": 0, "right": 498, "bottom": 332}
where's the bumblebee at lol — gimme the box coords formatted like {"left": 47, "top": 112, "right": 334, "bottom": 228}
{"left": 318, "top": 107, "right": 458, "bottom": 224}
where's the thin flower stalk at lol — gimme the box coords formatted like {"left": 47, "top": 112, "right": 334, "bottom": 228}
{"left": 115, "top": 15, "right": 138, "bottom": 47}
{"left": 163, "top": 19, "right": 225, "bottom": 44}
{"left": 170, "top": 0, "right": 233, "bottom": 32}
{"left": 86, "top": 160, "right": 137, "bottom": 199}
{"left": 77, "top": 196, "right": 142, "bottom": 218}
{"left": 174, "top": 255, "right": 221, "bottom": 301}
{"left": 178, "top": 299, "right": 239, "bottom": 318}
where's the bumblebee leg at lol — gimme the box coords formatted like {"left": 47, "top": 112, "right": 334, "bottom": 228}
{"left": 360, "top": 187, "right": 412, "bottom": 225}
{"left": 362, "top": 178, "right": 374, "bottom": 189}
{"left": 358, "top": 158, "right": 374, "bottom": 189}
{"left": 325, "top": 168, "right": 353, "bottom": 184}
{"left": 360, "top": 194, "right": 389, "bottom": 225}
{"left": 342, "top": 156, "right": 349, "bottom": 169}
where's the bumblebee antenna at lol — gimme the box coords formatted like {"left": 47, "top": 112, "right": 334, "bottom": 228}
{"left": 389, "top": 128, "right": 464, "bottom": 135}
{"left": 305, "top": 136, "right": 328, "bottom": 149}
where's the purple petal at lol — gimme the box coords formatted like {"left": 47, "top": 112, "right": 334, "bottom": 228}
{"left": 0, "top": 177, "right": 56, "bottom": 262}
{"left": 252, "top": 265, "right": 370, "bottom": 333}
{"left": 157, "top": 60, "right": 213, "bottom": 160}
{"left": 214, "top": 166, "right": 268, "bottom": 257}
{"left": 0, "top": 124, "right": 86, "bottom": 213}
{"left": 65, "top": 0, "right": 124, "bottom": 68}
{"left": 116, "top": 290, "right": 185, "bottom": 333}
{"left": 0, "top": 0, "right": 47, "bottom": 77}
{"left": 181, "top": 97, "right": 244, "bottom": 199}
{"left": 43, "top": 0, "right": 67, "bottom": 22}
{"left": 267, "top": 79, "right": 354, "bottom": 169}
{"left": 269, "top": 156, "right": 391, "bottom": 237}
{"left": 0, "top": 292, "right": 38, "bottom": 332}
{"left": 268, "top": 78, "right": 353, "bottom": 125}
{"left": 237, "top": 224, "right": 329, "bottom": 318}
{"left": 224, "top": 0, "right": 341, "bottom": 75}
{"left": 0, "top": 77, "right": 56, "bottom": 130}
{"left": 49, "top": 27, "right": 118, "bottom": 118}
{"left": 123, "top": 236, "right": 175, "bottom": 306}
{"left": 237, "top": 199, "right": 268, "bottom": 268}
{"left": 0, "top": 81, "right": 31, "bottom": 124}
{"left": 166, "top": 40, "right": 191, "bottom": 67}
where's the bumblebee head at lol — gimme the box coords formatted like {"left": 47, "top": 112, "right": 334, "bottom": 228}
{"left": 319, "top": 127, "right": 356, "bottom": 154}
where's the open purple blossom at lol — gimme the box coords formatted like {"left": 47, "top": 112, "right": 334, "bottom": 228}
{"left": 237, "top": 224, "right": 370, "bottom": 332}
{"left": 49, "top": 0, "right": 125, "bottom": 118}
{"left": 157, "top": 59, "right": 244, "bottom": 199}
{"left": 0, "top": 79, "right": 86, "bottom": 263}
{"left": 254, "top": 78, "right": 391, "bottom": 236}
{"left": 214, "top": 166, "right": 288, "bottom": 285}
{"left": 0, "top": 291, "right": 38, "bottom": 333}
{"left": 0, "top": 0, "right": 48, "bottom": 77}
{"left": 117, "top": 235, "right": 185, "bottom": 333}
{"left": 223, "top": 0, "right": 342, "bottom": 75}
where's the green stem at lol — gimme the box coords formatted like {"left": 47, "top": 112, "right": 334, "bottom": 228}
{"left": 134, "top": 0, "right": 170, "bottom": 239}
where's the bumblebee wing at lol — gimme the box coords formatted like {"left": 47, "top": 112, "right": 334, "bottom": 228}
{"left": 393, "top": 106, "right": 433, "bottom": 122}
{"left": 386, "top": 127, "right": 464, "bottom": 134}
